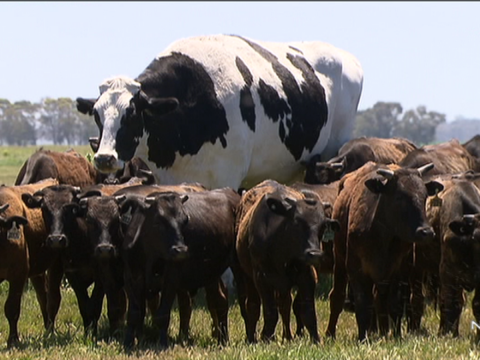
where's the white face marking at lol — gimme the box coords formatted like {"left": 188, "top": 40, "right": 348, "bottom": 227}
{"left": 93, "top": 76, "right": 141, "bottom": 172}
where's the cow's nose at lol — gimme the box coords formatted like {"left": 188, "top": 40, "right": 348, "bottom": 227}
{"left": 415, "top": 226, "right": 435, "bottom": 241}
{"left": 46, "top": 234, "right": 68, "bottom": 248}
{"left": 304, "top": 249, "right": 323, "bottom": 265}
{"left": 169, "top": 245, "right": 189, "bottom": 261}
{"left": 94, "top": 154, "right": 116, "bottom": 171}
{"left": 95, "top": 244, "right": 116, "bottom": 258}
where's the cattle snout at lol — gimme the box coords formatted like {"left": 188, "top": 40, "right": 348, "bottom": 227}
{"left": 414, "top": 226, "right": 435, "bottom": 242}
{"left": 46, "top": 234, "right": 68, "bottom": 248}
{"left": 95, "top": 244, "right": 117, "bottom": 259}
{"left": 94, "top": 154, "right": 119, "bottom": 173}
{"left": 169, "top": 244, "right": 189, "bottom": 261}
{"left": 304, "top": 248, "right": 323, "bottom": 265}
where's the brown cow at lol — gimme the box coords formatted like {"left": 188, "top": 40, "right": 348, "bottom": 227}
{"left": 462, "top": 134, "right": 480, "bottom": 159}
{"left": 303, "top": 137, "right": 417, "bottom": 184}
{"left": 325, "top": 162, "right": 443, "bottom": 341}
{"left": 235, "top": 179, "right": 339, "bottom": 343}
{"left": 0, "top": 178, "right": 59, "bottom": 347}
{"left": 408, "top": 175, "right": 480, "bottom": 339}
{"left": 399, "top": 139, "right": 480, "bottom": 179}
{"left": 15, "top": 147, "right": 154, "bottom": 187}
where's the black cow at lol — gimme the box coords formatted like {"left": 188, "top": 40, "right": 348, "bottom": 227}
{"left": 118, "top": 187, "right": 240, "bottom": 348}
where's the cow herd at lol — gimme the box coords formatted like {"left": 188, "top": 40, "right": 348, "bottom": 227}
{"left": 1, "top": 134, "right": 480, "bottom": 349}
{"left": 2, "top": 33, "right": 480, "bottom": 350}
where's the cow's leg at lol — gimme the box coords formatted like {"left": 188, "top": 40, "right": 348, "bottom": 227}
{"left": 408, "top": 263, "right": 425, "bottom": 333}
{"left": 244, "top": 275, "right": 261, "bottom": 343}
{"left": 276, "top": 289, "right": 293, "bottom": 341}
{"left": 30, "top": 273, "right": 49, "bottom": 329}
{"left": 326, "top": 257, "right": 348, "bottom": 339}
{"left": 389, "top": 279, "right": 407, "bottom": 338}
{"left": 373, "top": 281, "right": 390, "bottom": 336}
{"left": 177, "top": 288, "right": 192, "bottom": 342}
{"left": 45, "top": 259, "right": 64, "bottom": 333}
{"left": 88, "top": 281, "right": 104, "bottom": 338}
{"left": 123, "top": 270, "right": 146, "bottom": 350}
{"left": 106, "top": 287, "right": 127, "bottom": 335}
{"left": 253, "top": 273, "right": 278, "bottom": 342}
{"left": 473, "top": 287, "right": 480, "bottom": 343}
{"left": 292, "top": 292, "right": 304, "bottom": 337}
{"left": 205, "top": 278, "right": 229, "bottom": 345}
{"left": 154, "top": 280, "right": 177, "bottom": 348}
{"left": 439, "top": 271, "right": 463, "bottom": 336}
{"left": 294, "top": 266, "right": 320, "bottom": 343}
{"left": 351, "top": 274, "right": 374, "bottom": 342}
{"left": 64, "top": 271, "right": 95, "bottom": 335}
{"left": 5, "top": 276, "right": 26, "bottom": 348}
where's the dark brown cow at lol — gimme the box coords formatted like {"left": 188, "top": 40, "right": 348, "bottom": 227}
{"left": 0, "top": 178, "right": 59, "bottom": 347}
{"left": 22, "top": 185, "right": 106, "bottom": 337}
{"left": 303, "top": 137, "right": 417, "bottom": 185}
{"left": 325, "top": 162, "right": 443, "bottom": 341}
{"left": 119, "top": 187, "right": 240, "bottom": 348}
{"left": 399, "top": 139, "right": 480, "bottom": 179}
{"left": 408, "top": 175, "right": 480, "bottom": 339}
{"left": 235, "top": 179, "right": 339, "bottom": 343}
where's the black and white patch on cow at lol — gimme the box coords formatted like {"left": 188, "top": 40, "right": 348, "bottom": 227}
{"left": 77, "top": 34, "right": 363, "bottom": 189}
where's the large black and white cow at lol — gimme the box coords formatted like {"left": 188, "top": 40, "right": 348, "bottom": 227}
{"left": 76, "top": 34, "right": 363, "bottom": 190}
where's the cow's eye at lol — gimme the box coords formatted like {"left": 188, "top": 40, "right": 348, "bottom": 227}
{"left": 125, "top": 107, "right": 134, "bottom": 118}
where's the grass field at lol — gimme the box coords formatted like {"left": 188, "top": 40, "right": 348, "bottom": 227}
{"left": 0, "top": 145, "right": 480, "bottom": 359}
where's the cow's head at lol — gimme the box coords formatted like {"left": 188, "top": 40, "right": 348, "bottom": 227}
{"left": 73, "top": 195, "right": 125, "bottom": 260}
{"left": 22, "top": 185, "right": 82, "bottom": 248}
{"left": 76, "top": 76, "right": 178, "bottom": 174}
{"left": 364, "top": 163, "right": 443, "bottom": 243}
{"left": 262, "top": 189, "right": 333, "bottom": 266}
{"left": 446, "top": 213, "right": 480, "bottom": 288}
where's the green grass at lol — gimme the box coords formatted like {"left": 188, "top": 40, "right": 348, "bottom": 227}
{"left": 0, "top": 279, "right": 476, "bottom": 359}
{"left": 0, "top": 145, "right": 92, "bottom": 186}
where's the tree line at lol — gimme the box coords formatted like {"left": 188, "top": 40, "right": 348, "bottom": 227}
{"left": 0, "top": 97, "right": 476, "bottom": 146}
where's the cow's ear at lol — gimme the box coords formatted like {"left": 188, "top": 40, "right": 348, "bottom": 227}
{"left": 6, "top": 216, "right": 28, "bottom": 228}
{"left": 22, "top": 193, "right": 43, "bottom": 209}
{"left": 138, "top": 92, "right": 179, "bottom": 117}
{"left": 364, "top": 178, "right": 387, "bottom": 194}
{"left": 327, "top": 218, "right": 341, "bottom": 232}
{"left": 266, "top": 196, "right": 295, "bottom": 216}
{"left": 425, "top": 180, "right": 444, "bottom": 197}
{"left": 76, "top": 98, "right": 96, "bottom": 115}
{"left": 449, "top": 219, "right": 474, "bottom": 236}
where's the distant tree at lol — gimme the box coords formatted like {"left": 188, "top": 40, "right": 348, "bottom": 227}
{"left": 354, "top": 102, "right": 446, "bottom": 145}
{"left": 0, "top": 99, "right": 37, "bottom": 145}
{"left": 354, "top": 102, "right": 403, "bottom": 138}
{"left": 435, "top": 118, "right": 480, "bottom": 143}
{"left": 38, "top": 97, "right": 94, "bottom": 145}
{"left": 393, "top": 105, "right": 446, "bottom": 146}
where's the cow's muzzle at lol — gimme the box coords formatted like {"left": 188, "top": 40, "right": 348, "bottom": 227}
{"left": 304, "top": 249, "right": 323, "bottom": 265}
{"left": 95, "top": 244, "right": 117, "bottom": 259}
{"left": 414, "top": 226, "right": 435, "bottom": 242}
{"left": 169, "top": 244, "right": 189, "bottom": 261}
{"left": 94, "top": 154, "right": 119, "bottom": 173}
{"left": 46, "top": 234, "right": 68, "bottom": 249}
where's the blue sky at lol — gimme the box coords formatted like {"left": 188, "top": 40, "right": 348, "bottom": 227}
{"left": 1, "top": 2, "right": 479, "bottom": 121}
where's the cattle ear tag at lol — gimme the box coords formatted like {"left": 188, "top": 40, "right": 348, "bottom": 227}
{"left": 431, "top": 188, "right": 443, "bottom": 207}
{"left": 121, "top": 208, "right": 132, "bottom": 225}
{"left": 7, "top": 222, "right": 21, "bottom": 241}
{"left": 322, "top": 223, "right": 335, "bottom": 242}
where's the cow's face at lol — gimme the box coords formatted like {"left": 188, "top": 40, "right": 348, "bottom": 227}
{"left": 78, "top": 195, "right": 124, "bottom": 260}
{"left": 364, "top": 164, "right": 443, "bottom": 243}
{"left": 447, "top": 214, "right": 480, "bottom": 288}
{"left": 76, "top": 76, "right": 178, "bottom": 174}
{"left": 22, "top": 185, "right": 81, "bottom": 249}
{"left": 263, "top": 191, "right": 327, "bottom": 265}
